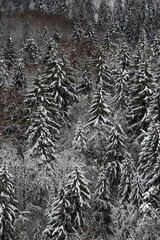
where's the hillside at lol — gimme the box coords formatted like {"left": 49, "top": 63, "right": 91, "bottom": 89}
{"left": 0, "top": 1, "right": 160, "bottom": 240}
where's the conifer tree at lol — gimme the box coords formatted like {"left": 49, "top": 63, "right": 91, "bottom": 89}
{"left": 113, "top": 44, "right": 131, "bottom": 110}
{"left": 138, "top": 122, "right": 160, "bottom": 207}
{"left": 25, "top": 72, "right": 60, "bottom": 162}
{"left": 104, "top": 120, "right": 127, "bottom": 185}
{"left": 127, "top": 59, "right": 154, "bottom": 139}
{"left": 43, "top": 38, "right": 56, "bottom": 63}
{"left": 42, "top": 53, "right": 77, "bottom": 121}
{"left": 93, "top": 166, "right": 113, "bottom": 239}
{"left": 114, "top": 0, "right": 125, "bottom": 31}
{"left": 43, "top": 184, "right": 73, "bottom": 240}
{"left": 118, "top": 153, "right": 134, "bottom": 202}
{"left": 72, "top": 122, "right": 87, "bottom": 153}
{"left": 94, "top": 48, "right": 112, "bottom": 92}
{"left": 129, "top": 171, "right": 144, "bottom": 207}
{"left": 77, "top": 62, "right": 92, "bottom": 101}
{"left": 0, "top": 163, "right": 18, "bottom": 240}
{"left": 0, "top": 54, "right": 9, "bottom": 87}
{"left": 65, "top": 165, "right": 91, "bottom": 233}
{"left": 71, "top": 23, "right": 84, "bottom": 43}
{"left": 87, "top": 87, "right": 112, "bottom": 128}
{"left": 4, "top": 36, "right": 15, "bottom": 70}
{"left": 12, "top": 59, "right": 27, "bottom": 91}
{"left": 98, "top": 0, "right": 112, "bottom": 30}
{"left": 22, "top": 38, "right": 39, "bottom": 64}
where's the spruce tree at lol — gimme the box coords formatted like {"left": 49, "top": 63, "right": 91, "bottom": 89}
{"left": 12, "top": 59, "right": 27, "bottom": 91}
{"left": 22, "top": 38, "right": 39, "bottom": 64}
{"left": 93, "top": 166, "right": 113, "bottom": 239}
{"left": 98, "top": 0, "right": 112, "bottom": 30}
{"left": 138, "top": 122, "right": 160, "bottom": 207}
{"left": 87, "top": 87, "right": 112, "bottom": 128}
{"left": 77, "top": 62, "right": 92, "bottom": 101}
{"left": 0, "top": 54, "right": 9, "bottom": 87}
{"left": 4, "top": 36, "right": 15, "bottom": 70}
{"left": 118, "top": 153, "right": 134, "bottom": 202}
{"left": 94, "top": 48, "right": 112, "bottom": 92}
{"left": 65, "top": 165, "right": 91, "bottom": 233}
{"left": 127, "top": 59, "right": 154, "bottom": 139}
{"left": 0, "top": 163, "right": 18, "bottom": 240}
{"left": 129, "top": 170, "right": 144, "bottom": 207}
{"left": 113, "top": 44, "right": 131, "bottom": 110}
{"left": 25, "top": 72, "right": 60, "bottom": 162}
{"left": 104, "top": 120, "right": 127, "bottom": 185}
{"left": 72, "top": 122, "right": 87, "bottom": 153}
{"left": 43, "top": 185, "right": 73, "bottom": 240}
{"left": 42, "top": 53, "right": 77, "bottom": 122}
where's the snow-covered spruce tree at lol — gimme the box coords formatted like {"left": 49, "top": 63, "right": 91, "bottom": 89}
{"left": 118, "top": 153, "right": 134, "bottom": 203}
{"left": 65, "top": 165, "right": 91, "bottom": 233}
{"left": 113, "top": 69, "right": 129, "bottom": 111}
{"left": 113, "top": 44, "right": 131, "bottom": 110}
{"left": 152, "top": 30, "right": 160, "bottom": 58}
{"left": 22, "top": 38, "right": 39, "bottom": 64}
{"left": 129, "top": 170, "right": 144, "bottom": 208}
{"left": 71, "top": 23, "right": 84, "bottom": 43}
{"left": 77, "top": 62, "right": 92, "bottom": 101}
{"left": 25, "top": 72, "right": 60, "bottom": 162}
{"left": 127, "top": 59, "right": 154, "bottom": 140}
{"left": 87, "top": 87, "right": 112, "bottom": 128}
{"left": 84, "top": 23, "right": 97, "bottom": 55}
{"left": 43, "top": 184, "right": 73, "bottom": 240}
{"left": 114, "top": 0, "right": 125, "bottom": 32}
{"left": 12, "top": 59, "right": 27, "bottom": 91}
{"left": 0, "top": 53, "right": 9, "bottom": 87}
{"left": 42, "top": 53, "right": 77, "bottom": 122}
{"left": 94, "top": 47, "right": 112, "bottom": 92}
{"left": 4, "top": 36, "right": 15, "bottom": 70}
{"left": 138, "top": 122, "right": 160, "bottom": 207}
{"left": 0, "top": 163, "right": 18, "bottom": 240}
{"left": 104, "top": 120, "right": 127, "bottom": 186}
{"left": 72, "top": 122, "right": 87, "bottom": 153}
{"left": 82, "top": 0, "right": 95, "bottom": 22}
{"left": 43, "top": 38, "right": 56, "bottom": 63}
{"left": 93, "top": 166, "right": 113, "bottom": 239}
{"left": 98, "top": 0, "right": 112, "bottom": 30}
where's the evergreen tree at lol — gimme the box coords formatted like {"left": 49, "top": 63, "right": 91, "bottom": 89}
{"left": 22, "top": 38, "right": 39, "bottom": 64}
{"left": 72, "top": 122, "right": 87, "bottom": 153}
{"left": 42, "top": 53, "right": 77, "bottom": 121}
{"left": 94, "top": 47, "right": 112, "bottom": 92}
{"left": 87, "top": 87, "right": 112, "bottom": 128}
{"left": 93, "top": 166, "right": 113, "bottom": 239}
{"left": 77, "top": 62, "right": 92, "bottom": 101}
{"left": 12, "top": 59, "right": 27, "bottom": 91}
{"left": 4, "top": 36, "right": 15, "bottom": 70}
{"left": 114, "top": 0, "right": 125, "bottom": 31}
{"left": 98, "top": 0, "right": 112, "bottom": 30}
{"left": 113, "top": 44, "right": 131, "bottom": 110}
{"left": 84, "top": 23, "right": 97, "bottom": 55}
{"left": 138, "top": 122, "right": 160, "bottom": 207}
{"left": 129, "top": 171, "right": 144, "bottom": 207}
{"left": 65, "top": 165, "right": 91, "bottom": 233}
{"left": 118, "top": 153, "right": 134, "bottom": 202}
{"left": 104, "top": 120, "right": 127, "bottom": 185}
{"left": 43, "top": 184, "right": 73, "bottom": 240}
{"left": 127, "top": 59, "right": 154, "bottom": 139}
{"left": 71, "top": 23, "right": 84, "bottom": 43}
{"left": 25, "top": 73, "right": 60, "bottom": 162}
{"left": 43, "top": 38, "right": 56, "bottom": 63}
{"left": 0, "top": 53, "right": 9, "bottom": 87}
{"left": 0, "top": 163, "right": 18, "bottom": 240}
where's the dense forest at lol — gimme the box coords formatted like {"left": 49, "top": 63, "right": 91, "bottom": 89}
{"left": 0, "top": 0, "right": 160, "bottom": 239}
